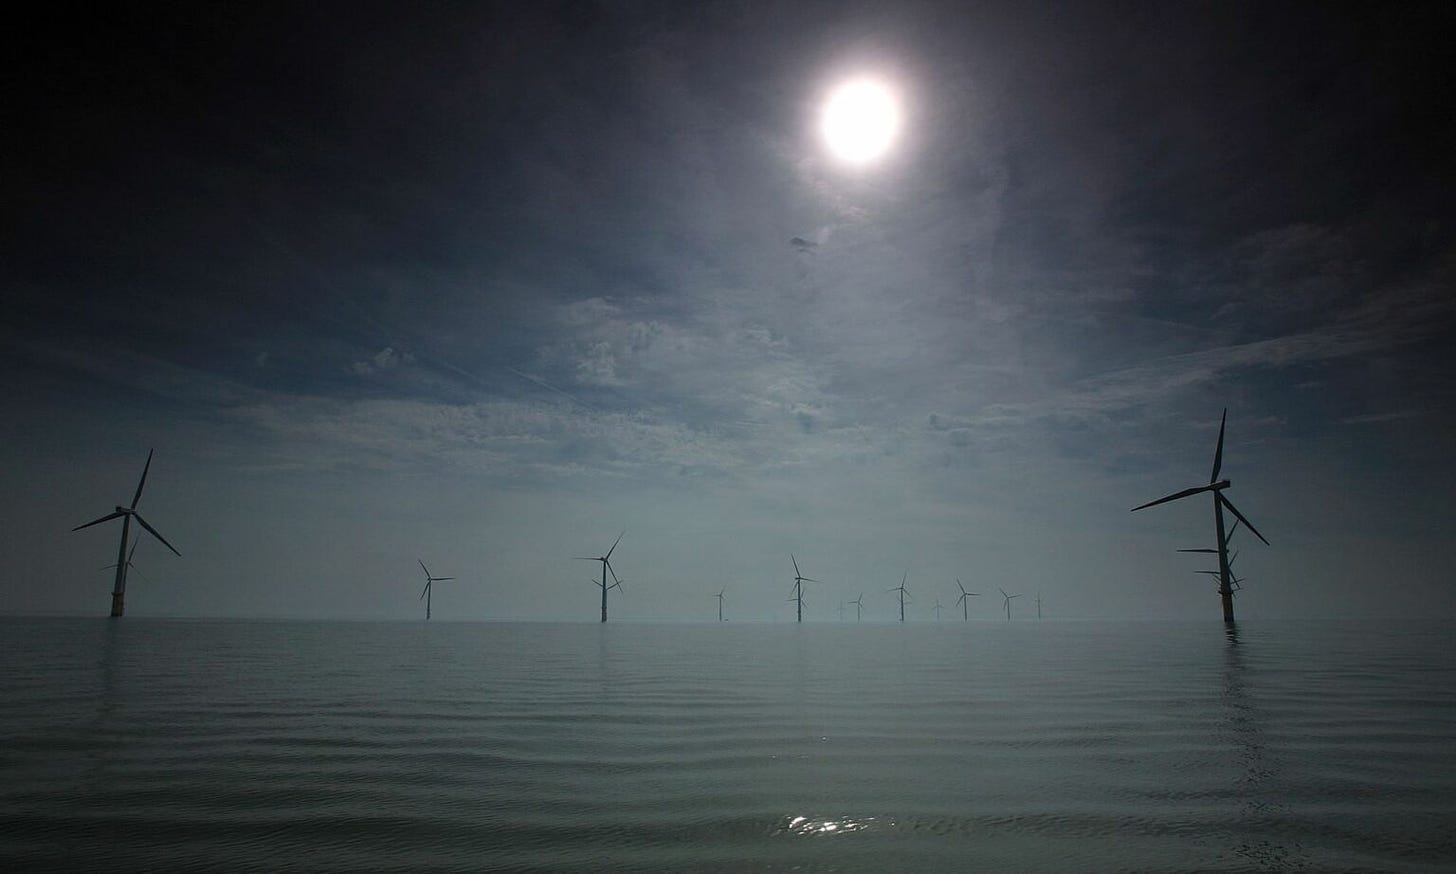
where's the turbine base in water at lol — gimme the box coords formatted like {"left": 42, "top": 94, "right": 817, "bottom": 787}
{"left": 110, "top": 592, "right": 125, "bottom": 617}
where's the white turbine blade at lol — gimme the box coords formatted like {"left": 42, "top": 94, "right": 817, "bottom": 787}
{"left": 132, "top": 514, "right": 180, "bottom": 557}
{"left": 1218, "top": 495, "right": 1269, "bottom": 545}
{"left": 1210, "top": 408, "right": 1227, "bottom": 483}
{"left": 1132, "top": 483, "right": 1215, "bottom": 512}
{"left": 131, "top": 448, "right": 155, "bottom": 510}
{"left": 73, "top": 510, "right": 126, "bottom": 532}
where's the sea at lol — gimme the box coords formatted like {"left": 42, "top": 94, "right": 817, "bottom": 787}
{"left": 1, "top": 618, "right": 1453, "bottom": 872}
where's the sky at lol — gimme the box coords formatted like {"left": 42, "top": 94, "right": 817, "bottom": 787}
{"left": 6, "top": 1, "right": 1455, "bottom": 622}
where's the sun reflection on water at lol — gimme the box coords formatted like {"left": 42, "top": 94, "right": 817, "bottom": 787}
{"left": 777, "top": 814, "right": 882, "bottom": 836}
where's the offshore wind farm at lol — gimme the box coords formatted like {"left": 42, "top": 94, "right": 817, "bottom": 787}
{"left": 6, "top": 2, "right": 1456, "bottom": 871}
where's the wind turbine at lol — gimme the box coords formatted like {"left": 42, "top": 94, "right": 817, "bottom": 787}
{"left": 417, "top": 559, "right": 454, "bottom": 620}
{"left": 932, "top": 598, "right": 944, "bottom": 620}
{"left": 955, "top": 579, "right": 979, "bottom": 621}
{"left": 575, "top": 532, "right": 624, "bottom": 623}
{"left": 1132, "top": 409, "right": 1268, "bottom": 623}
{"left": 715, "top": 586, "right": 726, "bottom": 622}
{"left": 888, "top": 573, "right": 911, "bottom": 622}
{"left": 101, "top": 539, "right": 148, "bottom": 585}
{"left": 836, "top": 600, "right": 847, "bottom": 621}
{"left": 72, "top": 449, "right": 180, "bottom": 617}
{"left": 999, "top": 587, "right": 1021, "bottom": 621}
{"left": 789, "top": 555, "right": 816, "bottom": 623}
{"left": 1034, "top": 592, "right": 1044, "bottom": 620}
{"left": 849, "top": 592, "right": 865, "bottom": 622}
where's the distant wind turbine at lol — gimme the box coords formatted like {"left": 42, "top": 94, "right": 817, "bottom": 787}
{"left": 955, "top": 579, "right": 979, "bottom": 621}
{"left": 836, "top": 600, "right": 847, "bottom": 621}
{"left": 715, "top": 586, "right": 726, "bottom": 622}
{"left": 888, "top": 573, "right": 911, "bottom": 622}
{"left": 932, "top": 598, "right": 944, "bottom": 620}
{"left": 999, "top": 587, "right": 1021, "bottom": 620}
{"left": 73, "top": 449, "right": 180, "bottom": 617}
{"left": 849, "top": 592, "right": 865, "bottom": 622}
{"left": 575, "top": 532, "right": 624, "bottom": 623}
{"left": 1034, "top": 592, "right": 1044, "bottom": 620}
{"left": 789, "top": 555, "right": 817, "bottom": 623}
{"left": 417, "top": 559, "right": 454, "bottom": 620}
{"left": 101, "top": 539, "right": 149, "bottom": 585}
{"left": 1132, "top": 409, "right": 1268, "bottom": 623}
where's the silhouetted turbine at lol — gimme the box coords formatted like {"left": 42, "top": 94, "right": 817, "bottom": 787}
{"left": 1034, "top": 592, "right": 1043, "bottom": 620}
{"left": 932, "top": 598, "right": 944, "bottom": 620}
{"left": 789, "top": 554, "right": 817, "bottom": 623}
{"left": 888, "top": 573, "right": 911, "bottom": 622}
{"left": 955, "top": 579, "right": 979, "bottom": 621}
{"left": 417, "top": 559, "right": 455, "bottom": 620}
{"left": 73, "top": 449, "right": 180, "bottom": 617}
{"left": 849, "top": 593, "right": 865, "bottom": 622}
{"left": 1132, "top": 409, "right": 1268, "bottom": 623}
{"left": 574, "top": 532, "right": 624, "bottom": 623}
{"left": 715, "top": 586, "right": 726, "bottom": 622}
{"left": 999, "top": 587, "right": 1021, "bottom": 621}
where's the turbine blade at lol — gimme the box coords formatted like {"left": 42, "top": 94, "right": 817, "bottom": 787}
{"left": 435, "top": 577, "right": 455, "bottom": 582}
{"left": 1226, "top": 518, "right": 1241, "bottom": 542}
{"left": 419, "top": 559, "right": 430, "bottom": 576}
{"left": 1218, "top": 495, "right": 1269, "bottom": 545}
{"left": 420, "top": 581, "right": 430, "bottom": 599}
{"left": 957, "top": 579, "right": 968, "bottom": 595}
{"left": 999, "top": 587, "right": 1009, "bottom": 598}
{"left": 131, "top": 449, "right": 154, "bottom": 510}
{"left": 791, "top": 554, "right": 802, "bottom": 578}
{"left": 1210, "top": 409, "right": 1227, "bottom": 483}
{"left": 572, "top": 557, "right": 597, "bottom": 561}
{"left": 1178, "top": 548, "right": 1219, "bottom": 553}
{"left": 605, "top": 530, "right": 625, "bottom": 561}
{"left": 1131, "top": 484, "right": 1215, "bottom": 512}
{"left": 799, "top": 577, "right": 818, "bottom": 583}
{"left": 128, "top": 539, "right": 140, "bottom": 561}
{"left": 72, "top": 510, "right": 126, "bottom": 532}
{"left": 132, "top": 514, "right": 180, "bottom": 556}
{"left": 606, "top": 560, "right": 620, "bottom": 584}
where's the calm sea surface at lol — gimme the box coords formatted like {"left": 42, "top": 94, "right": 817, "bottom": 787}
{"left": 1, "top": 618, "right": 1453, "bottom": 871}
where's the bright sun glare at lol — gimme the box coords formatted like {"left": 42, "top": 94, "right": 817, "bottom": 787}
{"left": 820, "top": 78, "right": 900, "bottom": 164}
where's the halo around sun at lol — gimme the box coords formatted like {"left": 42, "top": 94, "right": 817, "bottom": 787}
{"left": 820, "top": 78, "right": 900, "bottom": 164}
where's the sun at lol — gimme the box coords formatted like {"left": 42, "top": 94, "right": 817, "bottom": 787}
{"left": 820, "top": 78, "right": 900, "bottom": 164}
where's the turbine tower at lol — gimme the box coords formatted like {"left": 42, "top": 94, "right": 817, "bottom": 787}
{"left": 999, "top": 587, "right": 1021, "bottom": 620}
{"left": 849, "top": 592, "right": 865, "bottom": 622}
{"left": 789, "top": 555, "right": 816, "bottom": 623}
{"left": 417, "top": 560, "right": 454, "bottom": 620}
{"left": 1132, "top": 409, "right": 1268, "bottom": 623}
{"left": 1034, "top": 592, "right": 1043, "bottom": 620}
{"left": 888, "top": 573, "right": 911, "bottom": 622}
{"left": 575, "top": 532, "right": 624, "bottom": 623}
{"left": 72, "top": 449, "right": 181, "bottom": 617}
{"left": 715, "top": 586, "right": 726, "bottom": 622}
{"left": 955, "top": 579, "right": 979, "bottom": 621}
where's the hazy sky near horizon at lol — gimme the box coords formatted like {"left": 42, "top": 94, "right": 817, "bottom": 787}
{"left": 6, "top": 2, "right": 1454, "bottom": 621}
